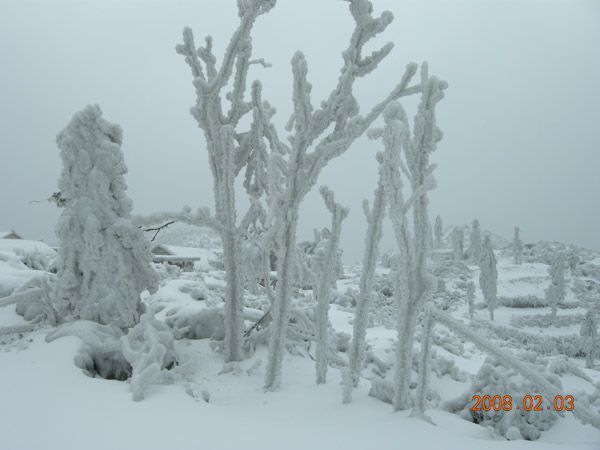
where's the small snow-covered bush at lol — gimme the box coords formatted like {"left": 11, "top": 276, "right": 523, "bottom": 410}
{"left": 498, "top": 295, "right": 546, "bottom": 308}
{"left": 511, "top": 313, "right": 583, "bottom": 329}
{"left": 546, "top": 355, "right": 592, "bottom": 383}
{"left": 445, "top": 357, "right": 560, "bottom": 440}
{"left": 46, "top": 320, "right": 131, "bottom": 380}
{"left": 14, "top": 248, "right": 54, "bottom": 272}
{"left": 165, "top": 307, "right": 225, "bottom": 340}
{"left": 121, "top": 311, "right": 178, "bottom": 401}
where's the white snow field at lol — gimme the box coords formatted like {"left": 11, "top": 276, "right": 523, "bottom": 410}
{"left": 1, "top": 236, "right": 599, "bottom": 450}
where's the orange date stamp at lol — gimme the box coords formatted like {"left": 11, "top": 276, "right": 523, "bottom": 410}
{"left": 471, "top": 395, "right": 574, "bottom": 412}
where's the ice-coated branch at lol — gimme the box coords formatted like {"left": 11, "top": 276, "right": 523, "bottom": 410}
{"left": 237, "top": 199, "right": 265, "bottom": 237}
{"left": 412, "top": 307, "right": 435, "bottom": 423}
{"left": 348, "top": 165, "right": 387, "bottom": 387}
{"left": 315, "top": 186, "right": 349, "bottom": 384}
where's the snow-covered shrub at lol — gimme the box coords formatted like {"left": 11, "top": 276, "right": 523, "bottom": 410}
{"left": 164, "top": 307, "right": 226, "bottom": 340}
{"left": 121, "top": 311, "right": 178, "bottom": 401}
{"left": 331, "top": 289, "right": 358, "bottom": 309}
{"left": 431, "top": 328, "right": 464, "bottom": 356}
{"left": 46, "top": 320, "right": 131, "bottom": 380}
{"left": 510, "top": 313, "right": 583, "bottom": 328}
{"left": 498, "top": 295, "right": 546, "bottom": 308}
{"left": 13, "top": 248, "right": 54, "bottom": 272}
{"left": 546, "top": 355, "right": 592, "bottom": 383}
{"left": 481, "top": 321, "right": 585, "bottom": 358}
{"left": 445, "top": 357, "right": 560, "bottom": 440}
{"left": 153, "top": 261, "right": 183, "bottom": 281}
{"left": 55, "top": 105, "right": 158, "bottom": 329}
{"left": 430, "top": 351, "right": 468, "bottom": 382}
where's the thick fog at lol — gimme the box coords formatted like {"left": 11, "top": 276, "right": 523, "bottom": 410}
{"left": 1, "top": 0, "right": 598, "bottom": 263}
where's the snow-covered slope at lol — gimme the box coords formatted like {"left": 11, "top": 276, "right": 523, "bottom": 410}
{"left": 0, "top": 235, "right": 599, "bottom": 449}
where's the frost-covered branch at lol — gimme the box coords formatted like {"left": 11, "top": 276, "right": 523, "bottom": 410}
{"left": 314, "top": 186, "right": 349, "bottom": 384}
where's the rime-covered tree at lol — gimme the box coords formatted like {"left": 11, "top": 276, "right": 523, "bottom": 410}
{"left": 568, "top": 254, "right": 580, "bottom": 275}
{"left": 313, "top": 187, "right": 348, "bottom": 384}
{"left": 451, "top": 227, "right": 464, "bottom": 261}
{"left": 580, "top": 310, "right": 597, "bottom": 369}
{"left": 261, "top": 0, "right": 423, "bottom": 390}
{"left": 468, "top": 219, "right": 481, "bottom": 263}
{"left": 364, "top": 62, "right": 446, "bottom": 411}
{"left": 512, "top": 226, "right": 523, "bottom": 265}
{"left": 55, "top": 105, "right": 158, "bottom": 329}
{"left": 434, "top": 214, "right": 443, "bottom": 250}
{"left": 466, "top": 281, "right": 475, "bottom": 319}
{"left": 478, "top": 236, "right": 497, "bottom": 321}
{"left": 546, "top": 254, "right": 565, "bottom": 320}
{"left": 174, "top": 2, "right": 278, "bottom": 362}
{"left": 347, "top": 144, "right": 388, "bottom": 388}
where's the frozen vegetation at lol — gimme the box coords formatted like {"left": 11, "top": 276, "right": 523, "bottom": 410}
{"left": 0, "top": 1, "right": 599, "bottom": 449}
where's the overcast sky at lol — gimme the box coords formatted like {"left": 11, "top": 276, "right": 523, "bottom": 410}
{"left": 1, "top": 0, "right": 599, "bottom": 263}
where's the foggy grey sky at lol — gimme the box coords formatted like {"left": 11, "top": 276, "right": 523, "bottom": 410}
{"left": 1, "top": 0, "right": 599, "bottom": 263}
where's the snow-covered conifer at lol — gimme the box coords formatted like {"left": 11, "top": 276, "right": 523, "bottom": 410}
{"left": 466, "top": 281, "right": 475, "bottom": 319}
{"left": 434, "top": 215, "right": 443, "bottom": 249}
{"left": 580, "top": 310, "right": 597, "bottom": 369}
{"left": 546, "top": 254, "right": 565, "bottom": 319}
{"left": 478, "top": 236, "right": 497, "bottom": 321}
{"left": 512, "top": 226, "right": 523, "bottom": 265}
{"left": 55, "top": 105, "right": 158, "bottom": 329}
{"left": 451, "top": 227, "right": 464, "bottom": 261}
{"left": 468, "top": 219, "right": 482, "bottom": 263}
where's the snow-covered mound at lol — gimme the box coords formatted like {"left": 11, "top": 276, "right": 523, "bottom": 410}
{"left": 148, "top": 222, "right": 221, "bottom": 250}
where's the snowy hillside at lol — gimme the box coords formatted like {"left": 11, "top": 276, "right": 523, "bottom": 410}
{"left": 1, "top": 234, "right": 599, "bottom": 449}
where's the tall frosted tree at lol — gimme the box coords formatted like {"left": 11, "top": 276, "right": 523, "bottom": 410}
{"left": 347, "top": 143, "right": 388, "bottom": 388}
{"left": 434, "top": 215, "right": 443, "bottom": 250}
{"left": 55, "top": 105, "right": 158, "bottom": 329}
{"left": 580, "top": 310, "right": 597, "bottom": 369}
{"left": 512, "top": 226, "right": 523, "bottom": 265}
{"left": 468, "top": 219, "right": 482, "bottom": 263}
{"left": 478, "top": 236, "right": 497, "bottom": 321}
{"left": 451, "top": 227, "right": 464, "bottom": 261}
{"left": 175, "top": 1, "right": 278, "bottom": 362}
{"left": 363, "top": 62, "right": 446, "bottom": 411}
{"left": 546, "top": 254, "right": 565, "bottom": 319}
{"left": 262, "top": 0, "right": 423, "bottom": 390}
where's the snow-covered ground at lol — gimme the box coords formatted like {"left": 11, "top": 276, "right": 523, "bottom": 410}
{"left": 1, "top": 238, "right": 599, "bottom": 449}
